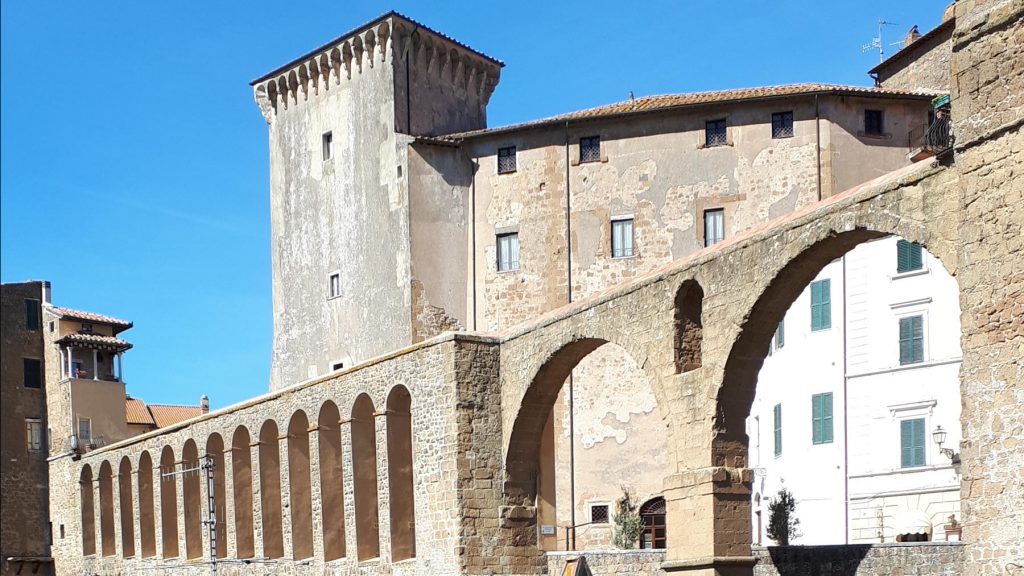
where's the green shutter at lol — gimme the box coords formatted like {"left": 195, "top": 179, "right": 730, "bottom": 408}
{"left": 812, "top": 396, "right": 822, "bottom": 443}
{"left": 812, "top": 393, "right": 834, "bottom": 444}
{"left": 900, "top": 316, "right": 924, "bottom": 364}
{"left": 811, "top": 279, "right": 831, "bottom": 331}
{"left": 897, "top": 240, "right": 924, "bottom": 273}
{"left": 901, "top": 418, "right": 925, "bottom": 467}
{"left": 773, "top": 404, "right": 782, "bottom": 457}
{"left": 776, "top": 320, "right": 785, "bottom": 348}
{"left": 823, "top": 393, "right": 833, "bottom": 443}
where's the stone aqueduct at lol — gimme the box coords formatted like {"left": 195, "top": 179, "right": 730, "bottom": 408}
{"left": 51, "top": 2, "right": 1021, "bottom": 575}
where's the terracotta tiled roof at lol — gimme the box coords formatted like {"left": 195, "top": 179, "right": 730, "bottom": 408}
{"left": 51, "top": 307, "right": 133, "bottom": 330}
{"left": 251, "top": 10, "right": 503, "bottom": 85}
{"left": 441, "top": 83, "right": 938, "bottom": 140}
{"left": 148, "top": 405, "right": 204, "bottom": 429}
{"left": 125, "top": 397, "right": 155, "bottom": 426}
{"left": 56, "top": 333, "right": 133, "bottom": 351}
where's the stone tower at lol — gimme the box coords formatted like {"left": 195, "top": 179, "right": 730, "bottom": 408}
{"left": 251, "top": 12, "right": 502, "bottom": 391}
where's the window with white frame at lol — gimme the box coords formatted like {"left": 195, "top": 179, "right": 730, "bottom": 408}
{"left": 78, "top": 418, "right": 92, "bottom": 443}
{"left": 497, "top": 232, "right": 520, "bottom": 272}
{"left": 611, "top": 217, "right": 635, "bottom": 258}
{"left": 704, "top": 208, "right": 725, "bottom": 247}
{"left": 26, "top": 418, "right": 43, "bottom": 452}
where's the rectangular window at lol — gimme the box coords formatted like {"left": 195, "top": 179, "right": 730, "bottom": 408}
{"left": 25, "top": 299, "right": 40, "bottom": 330}
{"left": 773, "top": 404, "right": 782, "bottom": 457}
{"left": 811, "top": 393, "right": 833, "bottom": 444}
{"left": 80, "top": 323, "right": 93, "bottom": 334}
{"left": 771, "top": 111, "right": 794, "bottom": 139}
{"left": 23, "top": 358, "right": 41, "bottom": 389}
{"left": 705, "top": 119, "right": 727, "bottom": 147}
{"left": 497, "top": 232, "right": 520, "bottom": 272}
{"left": 864, "top": 109, "right": 885, "bottom": 135}
{"left": 580, "top": 136, "right": 601, "bottom": 163}
{"left": 900, "top": 418, "right": 926, "bottom": 468}
{"left": 775, "top": 319, "right": 785, "bottom": 348}
{"left": 899, "top": 315, "right": 925, "bottom": 365}
{"left": 497, "top": 146, "right": 517, "bottom": 174}
{"left": 611, "top": 217, "right": 635, "bottom": 258}
{"left": 590, "top": 504, "right": 609, "bottom": 524}
{"left": 78, "top": 418, "right": 92, "bottom": 443}
{"left": 703, "top": 208, "right": 725, "bottom": 247}
{"left": 26, "top": 419, "right": 43, "bottom": 452}
{"left": 810, "top": 279, "right": 831, "bottom": 331}
{"left": 322, "top": 131, "right": 333, "bottom": 161}
{"left": 896, "top": 240, "right": 923, "bottom": 273}
{"left": 328, "top": 272, "right": 341, "bottom": 299}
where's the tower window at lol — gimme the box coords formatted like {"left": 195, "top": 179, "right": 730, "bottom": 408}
{"left": 25, "top": 299, "right": 40, "bottom": 330}
{"left": 328, "top": 272, "right": 341, "bottom": 299}
{"left": 23, "top": 358, "right": 41, "bottom": 389}
{"left": 497, "top": 146, "right": 517, "bottom": 174}
{"left": 26, "top": 419, "right": 43, "bottom": 452}
{"left": 322, "top": 131, "right": 333, "bottom": 161}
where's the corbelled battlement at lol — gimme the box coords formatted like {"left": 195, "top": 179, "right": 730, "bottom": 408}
{"left": 251, "top": 11, "right": 503, "bottom": 123}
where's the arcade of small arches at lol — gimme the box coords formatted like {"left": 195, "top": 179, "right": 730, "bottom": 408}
{"left": 76, "top": 386, "right": 416, "bottom": 565}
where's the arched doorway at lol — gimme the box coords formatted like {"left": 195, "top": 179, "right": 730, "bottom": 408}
{"left": 507, "top": 337, "right": 668, "bottom": 553}
{"left": 716, "top": 232, "right": 962, "bottom": 546}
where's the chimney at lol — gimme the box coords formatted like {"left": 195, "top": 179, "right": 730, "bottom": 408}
{"left": 904, "top": 25, "right": 921, "bottom": 47}
{"left": 200, "top": 394, "right": 210, "bottom": 414}
{"left": 42, "top": 280, "right": 52, "bottom": 304}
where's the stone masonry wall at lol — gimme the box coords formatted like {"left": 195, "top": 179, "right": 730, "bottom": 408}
{"left": 752, "top": 543, "right": 964, "bottom": 576}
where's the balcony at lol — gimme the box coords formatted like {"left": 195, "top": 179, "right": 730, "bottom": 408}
{"left": 908, "top": 95, "right": 954, "bottom": 162}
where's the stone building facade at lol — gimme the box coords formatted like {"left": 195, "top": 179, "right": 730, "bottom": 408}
{"left": 1, "top": 281, "right": 53, "bottom": 576}
{"left": 45, "top": 2, "right": 1022, "bottom": 575}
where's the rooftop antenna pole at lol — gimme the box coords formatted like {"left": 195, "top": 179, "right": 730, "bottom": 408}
{"left": 862, "top": 19, "right": 897, "bottom": 63}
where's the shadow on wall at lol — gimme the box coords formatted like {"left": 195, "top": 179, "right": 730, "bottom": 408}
{"left": 764, "top": 545, "right": 871, "bottom": 576}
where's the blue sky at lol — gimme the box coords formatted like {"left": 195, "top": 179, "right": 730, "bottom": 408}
{"left": 1, "top": 1, "right": 944, "bottom": 408}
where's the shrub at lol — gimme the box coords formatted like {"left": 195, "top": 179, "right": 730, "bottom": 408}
{"left": 613, "top": 486, "right": 643, "bottom": 549}
{"left": 767, "top": 487, "right": 800, "bottom": 545}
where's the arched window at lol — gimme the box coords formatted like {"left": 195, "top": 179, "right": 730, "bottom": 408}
{"left": 231, "top": 426, "right": 255, "bottom": 559}
{"left": 287, "top": 411, "right": 314, "bottom": 560}
{"left": 138, "top": 451, "right": 156, "bottom": 558}
{"left": 318, "top": 401, "right": 346, "bottom": 560}
{"left": 80, "top": 465, "right": 96, "bottom": 556}
{"left": 159, "top": 446, "right": 179, "bottom": 558}
{"left": 206, "top": 434, "right": 227, "bottom": 559}
{"left": 118, "top": 457, "right": 136, "bottom": 557}
{"left": 674, "top": 280, "right": 704, "bottom": 373}
{"left": 640, "top": 497, "right": 666, "bottom": 549}
{"left": 259, "top": 420, "right": 284, "bottom": 559}
{"left": 182, "top": 439, "right": 202, "bottom": 560}
{"left": 386, "top": 385, "right": 416, "bottom": 561}
{"left": 351, "top": 394, "right": 380, "bottom": 561}
{"left": 98, "top": 461, "right": 116, "bottom": 556}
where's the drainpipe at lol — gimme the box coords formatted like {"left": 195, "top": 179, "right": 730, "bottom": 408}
{"left": 564, "top": 119, "right": 576, "bottom": 551}
{"left": 842, "top": 255, "right": 850, "bottom": 543}
{"left": 471, "top": 155, "right": 478, "bottom": 331}
{"left": 815, "top": 94, "right": 823, "bottom": 201}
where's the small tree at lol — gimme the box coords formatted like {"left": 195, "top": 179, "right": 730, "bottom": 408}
{"left": 613, "top": 487, "right": 643, "bottom": 549}
{"left": 767, "top": 487, "right": 800, "bottom": 546}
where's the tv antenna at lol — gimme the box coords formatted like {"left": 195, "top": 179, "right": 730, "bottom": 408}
{"left": 862, "top": 19, "right": 898, "bottom": 63}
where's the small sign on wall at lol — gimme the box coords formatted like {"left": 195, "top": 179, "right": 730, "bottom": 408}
{"left": 540, "top": 525, "right": 556, "bottom": 536}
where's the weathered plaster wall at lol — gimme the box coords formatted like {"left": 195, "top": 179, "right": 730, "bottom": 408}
{"left": 407, "top": 142, "right": 472, "bottom": 341}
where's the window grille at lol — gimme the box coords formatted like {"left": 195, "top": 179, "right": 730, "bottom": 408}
{"left": 810, "top": 279, "right": 831, "bottom": 331}
{"left": 590, "top": 504, "right": 609, "bottom": 524}
{"left": 703, "top": 208, "right": 724, "bottom": 247}
{"left": 705, "top": 119, "right": 727, "bottom": 147}
{"left": 497, "top": 146, "right": 517, "bottom": 174}
{"left": 611, "top": 218, "right": 634, "bottom": 258}
{"left": 811, "top": 393, "right": 833, "bottom": 444}
{"left": 864, "top": 109, "right": 884, "bottom": 135}
{"left": 900, "top": 418, "right": 926, "bottom": 468}
{"left": 580, "top": 136, "right": 601, "bottom": 163}
{"left": 899, "top": 315, "right": 924, "bottom": 365}
{"left": 772, "top": 111, "right": 794, "bottom": 139}
{"left": 896, "top": 240, "right": 923, "bottom": 273}
{"left": 497, "top": 232, "right": 520, "bottom": 272}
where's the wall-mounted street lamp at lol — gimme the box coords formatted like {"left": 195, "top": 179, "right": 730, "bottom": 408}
{"left": 932, "top": 425, "right": 961, "bottom": 465}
